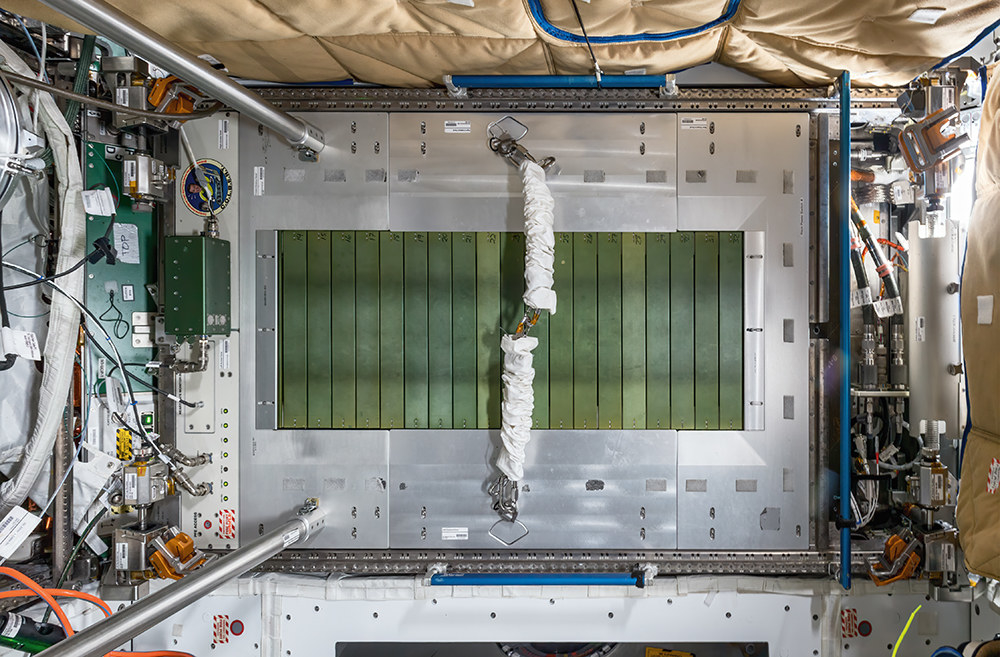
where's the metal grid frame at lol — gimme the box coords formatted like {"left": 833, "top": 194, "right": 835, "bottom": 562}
{"left": 234, "top": 87, "right": 855, "bottom": 572}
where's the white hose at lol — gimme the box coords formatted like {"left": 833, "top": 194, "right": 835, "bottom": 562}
{"left": 520, "top": 160, "right": 557, "bottom": 314}
{"left": 495, "top": 334, "right": 537, "bottom": 482}
{"left": 495, "top": 160, "right": 557, "bottom": 483}
{"left": 0, "top": 41, "right": 86, "bottom": 516}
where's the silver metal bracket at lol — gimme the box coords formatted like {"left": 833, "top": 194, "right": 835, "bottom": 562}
{"left": 443, "top": 75, "right": 468, "bottom": 99}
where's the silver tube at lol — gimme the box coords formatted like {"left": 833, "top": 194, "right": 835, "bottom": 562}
{"left": 906, "top": 217, "right": 961, "bottom": 442}
{"left": 38, "top": 0, "right": 325, "bottom": 155}
{"left": 40, "top": 504, "right": 326, "bottom": 657}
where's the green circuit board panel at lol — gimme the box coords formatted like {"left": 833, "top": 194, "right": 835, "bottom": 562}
{"left": 276, "top": 230, "right": 744, "bottom": 430}
{"left": 84, "top": 142, "right": 157, "bottom": 388}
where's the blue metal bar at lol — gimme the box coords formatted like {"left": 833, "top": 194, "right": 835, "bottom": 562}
{"left": 838, "top": 70, "right": 852, "bottom": 591}
{"left": 448, "top": 74, "right": 668, "bottom": 89}
{"left": 430, "top": 573, "right": 640, "bottom": 587}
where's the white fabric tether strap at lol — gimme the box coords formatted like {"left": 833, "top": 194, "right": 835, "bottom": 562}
{"left": 495, "top": 160, "right": 556, "bottom": 483}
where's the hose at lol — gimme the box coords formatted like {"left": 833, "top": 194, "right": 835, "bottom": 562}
{"left": 0, "top": 69, "right": 223, "bottom": 121}
{"left": 495, "top": 160, "right": 557, "bottom": 483}
{"left": 0, "top": 41, "right": 86, "bottom": 517}
{"left": 851, "top": 197, "right": 902, "bottom": 316}
{"left": 879, "top": 435, "right": 924, "bottom": 472}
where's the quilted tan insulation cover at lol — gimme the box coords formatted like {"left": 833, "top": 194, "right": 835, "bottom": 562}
{"left": 957, "top": 65, "right": 1000, "bottom": 581}
{"left": 5, "top": 1, "right": 1000, "bottom": 86}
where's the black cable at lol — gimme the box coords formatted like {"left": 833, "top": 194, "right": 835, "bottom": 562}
{"left": 849, "top": 244, "right": 876, "bottom": 325}
{"left": 1, "top": 253, "right": 88, "bottom": 291}
{"left": 80, "top": 323, "right": 198, "bottom": 409}
{"left": 98, "top": 290, "right": 129, "bottom": 340}
{"left": 2, "top": 216, "right": 115, "bottom": 292}
{"left": 0, "top": 212, "right": 16, "bottom": 371}
{"left": 568, "top": 0, "right": 601, "bottom": 78}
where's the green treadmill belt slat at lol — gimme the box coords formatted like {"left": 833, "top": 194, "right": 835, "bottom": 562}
{"left": 695, "top": 232, "right": 720, "bottom": 430}
{"left": 306, "top": 231, "right": 333, "bottom": 428}
{"left": 452, "top": 233, "right": 478, "bottom": 429}
{"left": 573, "top": 232, "right": 598, "bottom": 429}
{"left": 597, "top": 233, "right": 623, "bottom": 429}
{"left": 622, "top": 232, "right": 647, "bottom": 430}
{"left": 379, "top": 232, "right": 405, "bottom": 429}
{"left": 278, "top": 231, "right": 308, "bottom": 427}
{"left": 428, "top": 232, "right": 453, "bottom": 429}
{"left": 719, "top": 231, "right": 744, "bottom": 430}
{"left": 532, "top": 310, "right": 550, "bottom": 429}
{"left": 645, "top": 233, "right": 670, "bottom": 429}
{"left": 331, "top": 231, "right": 357, "bottom": 428}
{"left": 354, "top": 231, "right": 381, "bottom": 428}
{"left": 670, "top": 232, "right": 695, "bottom": 429}
{"left": 276, "top": 230, "right": 741, "bottom": 431}
{"left": 404, "top": 232, "right": 429, "bottom": 428}
{"left": 548, "top": 233, "right": 574, "bottom": 429}
{"left": 476, "top": 232, "right": 501, "bottom": 428}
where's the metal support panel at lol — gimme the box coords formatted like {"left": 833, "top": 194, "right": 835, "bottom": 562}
{"left": 240, "top": 113, "right": 387, "bottom": 230}
{"left": 240, "top": 430, "right": 388, "bottom": 548}
{"left": 388, "top": 430, "right": 677, "bottom": 549}
{"left": 388, "top": 113, "right": 676, "bottom": 232}
{"left": 675, "top": 113, "right": 810, "bottom": 549}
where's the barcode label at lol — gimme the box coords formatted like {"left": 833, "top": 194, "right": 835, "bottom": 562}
{"left": 441, "top": 527, "right": 469, "bottom": 541}
{"left": 125, "top": 472, "right": 138, "bottom": 501}
{"left": 253, "top": 166, "right": 265, "bottom": 196}
{"left": 116, "top": 542, "right": 129, "bottom": 570}
{"left": 218, "top": 119, "right": 230, "bottom": 150}
{"left": 0, "top": 507, "right": 41, "bottom": 559}
{"left": 850, "top": 287, "right": 873, "bottom": 309}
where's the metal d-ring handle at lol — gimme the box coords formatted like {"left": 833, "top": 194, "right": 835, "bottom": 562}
{"left": 489, "top": 518, "right": 529, "bottom": 547}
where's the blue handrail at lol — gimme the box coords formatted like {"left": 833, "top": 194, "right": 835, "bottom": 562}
{"left": 839, "top": 70, "right": 852, "bottom": 591}
{"left": 430, "top": 573, "right": 642, "bottom": 587}
{"left": 448, "top": 74, "right": 670, "bottom": 89}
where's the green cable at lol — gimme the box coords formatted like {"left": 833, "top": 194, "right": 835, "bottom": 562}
{"left": 890, "top": 604, "right": 922, "bottom": 657}
{"left": 41, "top": 507, "right": 107, "bottom": 624}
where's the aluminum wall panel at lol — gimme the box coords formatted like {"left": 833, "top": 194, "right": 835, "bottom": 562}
{"left": 240, "top": 430, "right": 389, "bottom": 548}
{"left": 388, "top": 430, "right": 677, "bottom": 549}
{"left": 388, "top": 113, "right": 677, "bottom": 232}
{"left": 675, "top": 113, "right": 810, "bottom": 549}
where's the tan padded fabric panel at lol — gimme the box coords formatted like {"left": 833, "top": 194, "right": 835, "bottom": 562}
{"left": 957, "top": 429, "right": 1000, "bottom": 579}
{"left": 958, "top": 65, "right": 1000, "bottom": 580}
{"left": 4, "top": 0, "right": 1000, "bottom": 85}
{"left": 535, "top": 0, "right": 730, "bottom": 38}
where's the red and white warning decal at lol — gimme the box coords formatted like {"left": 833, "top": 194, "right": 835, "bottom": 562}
{"left": 219, "top": 509, "right": 237, "bottom": 539}
{"left": 987, "top": 458, "right": 1000, "bottom": 495}
{"left": 213, "top": 615, "right": 230, "bottom": 644}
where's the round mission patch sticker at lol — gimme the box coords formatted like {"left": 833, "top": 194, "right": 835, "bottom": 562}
{"left": 181, "top": 158, "right": 232, "bottom": 216}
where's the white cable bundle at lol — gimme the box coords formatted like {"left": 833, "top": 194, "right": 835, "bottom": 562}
{"left": 495, "top": 160, "right": 557, "bottom": 483}
{"left": 520, "top": 160, "right": 557, "bottom": 314}
{"left": 495, "top": 334, "right": 537, "bottom": 482}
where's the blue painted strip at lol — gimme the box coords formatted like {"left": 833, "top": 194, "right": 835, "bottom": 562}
{"left": 932, "top": 18, "right": 1000, "bottom": 70}
{"left": 525, "top": 0, "right": 741, "bottom": 44}
{"left": 839, "top": 70, "right": 853, "bottom": 591}
{"left": 449, "top": 74, "right": 668, "bottom": 89}
{"left": 430, "top": 573, "right": 640, "bottom": 587}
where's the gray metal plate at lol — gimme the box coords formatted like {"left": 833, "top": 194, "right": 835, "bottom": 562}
{"left": 240, "top": 430, "right": 389, "bottom": 548}
{"left": 388, "top": 113, "right": 676, "bottom": 232}
{"left": 675, "top": 114, "right": 810, "bottom": 550}
{"left": 240, "top": 112, "right": 388, "bottom": 230}
{"left": 388, "top": 430, "right": 676, "bottom": 549}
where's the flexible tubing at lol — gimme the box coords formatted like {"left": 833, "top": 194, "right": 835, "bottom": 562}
{"left": 495, "top": 334, "right": 538, "bottom": 482}
{"left": 0, "top": 41, "right": 86, "bottom": 516}
{"left": 520, "top": 160, "right": 557, "bottom": 313}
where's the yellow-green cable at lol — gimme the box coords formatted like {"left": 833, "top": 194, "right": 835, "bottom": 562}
{"left": 891, "top": 604, "right": 922, "bottom": 657}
